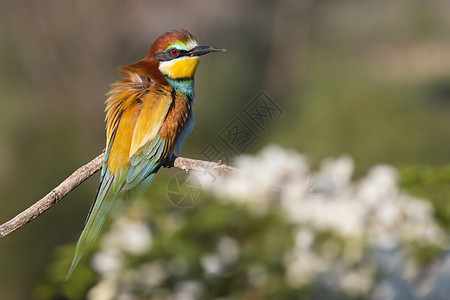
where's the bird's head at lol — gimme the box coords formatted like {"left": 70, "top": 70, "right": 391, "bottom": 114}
{"left": 148, "top": 29, "right": 226, "bottom": 80}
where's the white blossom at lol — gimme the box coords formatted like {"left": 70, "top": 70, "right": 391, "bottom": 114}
{"left": 91, "top": 248, "right": 125, "bottom": 277}
{"left": 200, "top": 253, "right": 223, "bottom": 276}
{"left": 173, "top": 280, "right": 206, "bottom": 300}
{"left": 199, "top": 145, "right": 446, "bottom": 296}
{"left": 88, "top": 145, "right": 447, "bottom": 299}
{"left": 217, "top": 236, "right": 240, "bottom": 265}
{"left": 100, "top": 217, "right": 152, "bottom": 256}
{"left": 88, "top": 277, "right": 118, "bottom": 300}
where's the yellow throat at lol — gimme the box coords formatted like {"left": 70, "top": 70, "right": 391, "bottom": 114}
{"left": 158, "top": 56, "right": 200, "bottom": 79}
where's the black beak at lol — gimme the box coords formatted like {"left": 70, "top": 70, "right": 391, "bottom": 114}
{"left": 189, "top": 46, "right": 227, "bottom": 57}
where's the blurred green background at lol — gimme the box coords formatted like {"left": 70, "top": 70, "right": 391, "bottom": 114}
{"left": 1, "top": 0, "right": 450, "bottom": 299}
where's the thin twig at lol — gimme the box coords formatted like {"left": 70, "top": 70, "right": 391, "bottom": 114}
{"left": 0, "top": 153, "right": 236, "bottom": 238}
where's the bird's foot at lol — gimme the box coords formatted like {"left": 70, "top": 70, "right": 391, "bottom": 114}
{"left": 162, "top": 154, "right": 177, "bottom": 168}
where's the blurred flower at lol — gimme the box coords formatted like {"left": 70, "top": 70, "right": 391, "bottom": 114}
{"left": 200, "top": 236, "right": 240, "bottom": 277}
{"left": 139, "top": 260, "right": 168, "bottom": 288}
{"left": 217, "top": 236, "right": 240, "bottom": 265}
{"left": 339, "top": 266, "right": 374, "bottom": 296}
{"left": 88, "top": 277, "right": 118, "bottom": 300}
{"left": 100, "top": 217, "right": 152, "bottom": 256}
{"left": 196, "top": 145, "right": 446, "bottom": 296}
{"left": 92, "top": 248, "right": 125, "bottom": 277}
{"left": 85, "top": 145, "right": 447, "bottom": 299}
{"left": 200, "top": 253, "right": 223, "bottom": 276}
{"left": 196, "top": 145, "right": 310, "bottom": 216}
{"left": 173, "top": 280, "right": 205, "bottom": 300}
{"left": 314, "top": 155, "right": 355, "bottom": 192}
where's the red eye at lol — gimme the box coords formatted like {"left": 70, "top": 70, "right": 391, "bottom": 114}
{"left": 170, "top": 48, "right": 178, "bottom": 56}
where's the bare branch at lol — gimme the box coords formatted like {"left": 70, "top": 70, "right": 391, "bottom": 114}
{"left": 0, "top": 152, "right": 104, "bottom": 238}
{"left": 173, "top": 156, "right": 236, "bottom": 176}
{"left": 0, "top": 153, "right": 236, "bottom": 238}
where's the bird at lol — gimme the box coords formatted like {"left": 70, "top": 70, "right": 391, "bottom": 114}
{"left": 66, "top": 29, "right": 226, "bottom": 279}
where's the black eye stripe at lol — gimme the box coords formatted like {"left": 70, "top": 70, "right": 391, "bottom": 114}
{"left": 170, "top": 48, "right": 188, "bottom": 58}
{"left": 154, "top": 49, "right": 189, "bottom": 61}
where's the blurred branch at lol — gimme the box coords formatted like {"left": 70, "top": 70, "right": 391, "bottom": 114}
{"left": 0, "top": 152, "right": 236, "bottom": 238}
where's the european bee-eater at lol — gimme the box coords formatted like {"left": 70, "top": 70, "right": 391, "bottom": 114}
{"left": 66, "top": 29, "right": 225, "bottom": 279}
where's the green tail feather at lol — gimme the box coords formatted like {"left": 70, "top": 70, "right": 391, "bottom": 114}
{"left": 66, "top": 135, "right": 166, "bottom": 280}
{"left": 65, "top": 171, "right": 119, "bottom": 280}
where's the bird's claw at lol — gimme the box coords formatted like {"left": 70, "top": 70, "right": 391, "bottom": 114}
{"left": 162, "top": 154, "right": 177, "bottom": 168}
